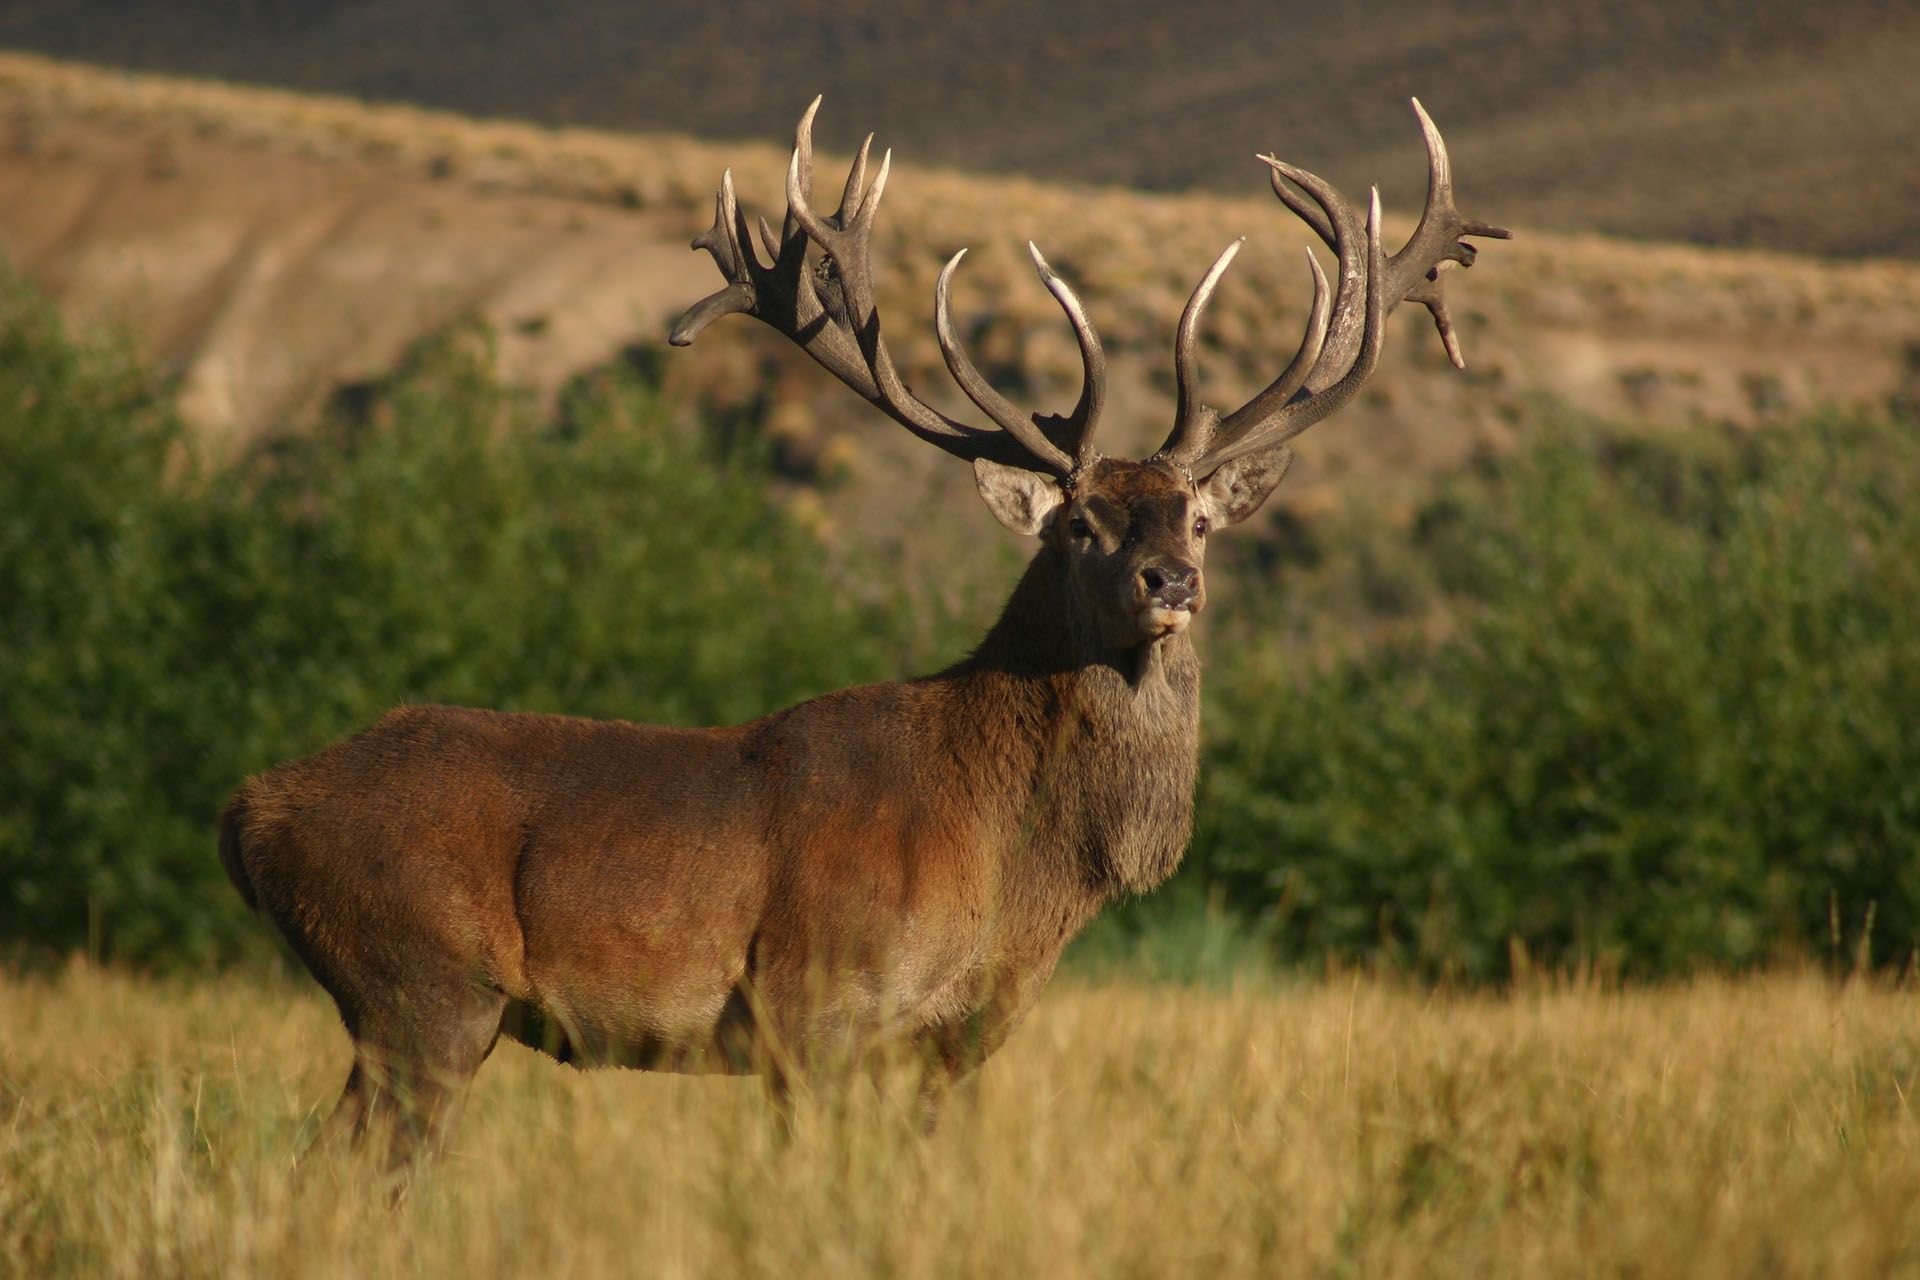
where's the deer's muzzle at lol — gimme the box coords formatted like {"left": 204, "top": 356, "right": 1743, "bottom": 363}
{"left": 1141, "top": 564, "right": 1201, "bottom": 612}
{"left": 1139, "top": 563, "right": 1202, "bottom": 636}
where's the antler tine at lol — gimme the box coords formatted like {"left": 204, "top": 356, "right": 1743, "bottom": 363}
{"left": 1183, "top": 158, "right": 1361, "bottom": 468}
{"left": 1026, "top": 243, "right": 1109, "bottom": 469}
{"left": 1267, "top": 159, "right": 1338, "bottom": 252}
{"left": 669, "top": 170, "right": 757, "bottom": 345}
{"left": 935, "top": 250, "right": 1076, "bottom": 474}
{"left": 1255, "top": 156, "right": 1371, "bottom": 406}
{"left": 1155, "top": 238, "right": 1244, "bottom": 464}
{"left": 1391, "top": 98, "right": 1512, "bottom": 369}
{"left": 1262, "top": 249, "right": 1334, "bottom": 417}
{"left": 669, "top": 99, "right": 1071, "bottom": 475}
{"left": 784, "top": 94, "right": 821, "bottom": 241}
{"left": 1195, "top": 189, "right": 1389, "bottom": 476}
{"left": 837, "top": 133, "right": 874, "bottom": 224}
{"left": 788, "top": 98, "right": 880, "bottom": 236}
{"left": 1164, "top": 245, "right": 1331, "bottom": 468}
{"left": 692, "top": 168, "right": 741, "bottom": 272}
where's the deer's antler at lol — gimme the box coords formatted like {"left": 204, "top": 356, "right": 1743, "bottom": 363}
{"left": 1156, "top": 98, "right": 1511, "bottom": 476}
{"left": 670, "top": 98, "right": 1107, "bottom": 479}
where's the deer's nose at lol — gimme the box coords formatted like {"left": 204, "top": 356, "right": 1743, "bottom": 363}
{"left": 1141, "top": 563, "right": 1201, "bottom": 608}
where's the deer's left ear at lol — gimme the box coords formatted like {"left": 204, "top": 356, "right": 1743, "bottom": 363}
{"left": 974, "top": 457, "right": 1066, "bottom": 535}
{"left": 1200, "top": 445, "right": 1295, "bottom": 528}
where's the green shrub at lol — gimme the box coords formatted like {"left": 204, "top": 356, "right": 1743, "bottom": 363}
{"left": 1192, "top": 413, "right": 1920, "bottom": 978}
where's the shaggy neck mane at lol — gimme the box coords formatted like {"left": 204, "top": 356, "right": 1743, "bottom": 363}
{"left": 945, "top": 545, "right": 1202, "bottom": 901}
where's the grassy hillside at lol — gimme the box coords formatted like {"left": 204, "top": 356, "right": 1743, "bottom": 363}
{"left": 4, "top": 966, "right": 1918, "bottom": 1277}
{"left": 2, "top": 0, "right": 1916, "bottom": 256}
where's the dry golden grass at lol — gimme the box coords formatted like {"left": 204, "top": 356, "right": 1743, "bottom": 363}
{"left": 3, "top": 965, "right": 1917, "bottom": 1278}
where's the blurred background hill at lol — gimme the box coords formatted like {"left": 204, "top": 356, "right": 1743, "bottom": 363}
{"left": 4, "top": 47, "right": 1916, "bottom": 527}
{"left": 1, "top": 0, "right": 1916, "bottom": 258}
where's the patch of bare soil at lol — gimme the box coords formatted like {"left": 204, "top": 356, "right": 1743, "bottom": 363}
{"left": 0, "top": 104, "right": 716, "bottom": 452}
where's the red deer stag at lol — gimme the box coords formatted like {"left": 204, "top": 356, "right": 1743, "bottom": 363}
{"left": 219, "top": 97, "right": 1507, "bottom": 1164}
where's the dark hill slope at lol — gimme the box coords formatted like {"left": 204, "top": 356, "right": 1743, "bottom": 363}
{"left": 1, "top": 0, "right": 1916, "bottom": 257}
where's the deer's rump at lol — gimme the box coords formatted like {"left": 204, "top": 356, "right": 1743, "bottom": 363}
{"left": 221, "top": 701, "right": 996, "bottom": 1071}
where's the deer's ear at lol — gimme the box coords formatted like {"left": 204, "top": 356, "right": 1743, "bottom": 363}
{"left": 1201, "top": 445, "right": 1295, "bottom": 528}
{"left": 973, "top": 458, "right": 1066, "bottom": 535}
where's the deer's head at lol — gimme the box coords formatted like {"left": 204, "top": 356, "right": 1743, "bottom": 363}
{"left": 974, "top": 453, "right": 1290, "bottom": 648}
{"left": 670, "top": 98, "right": 1508, "bottom": 652}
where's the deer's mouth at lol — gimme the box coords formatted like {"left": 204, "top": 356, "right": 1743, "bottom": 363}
{"left": 1141, "top": 604, "right": 1194, "bottom": 637}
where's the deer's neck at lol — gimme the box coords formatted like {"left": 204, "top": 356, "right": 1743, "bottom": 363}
{"left": 950, "top": 547, "right": 1202, "bottom": 901}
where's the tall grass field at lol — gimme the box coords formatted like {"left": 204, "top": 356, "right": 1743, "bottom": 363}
{"left": 3, "top": 966, "right": 1918, "bottom": 1277}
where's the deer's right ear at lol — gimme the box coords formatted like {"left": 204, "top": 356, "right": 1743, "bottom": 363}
{"left": 973, "top": 458, "right": 1066, "bottom": 536}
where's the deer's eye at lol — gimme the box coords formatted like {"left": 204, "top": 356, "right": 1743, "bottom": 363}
{"left": 1068, "top": 516, "right": 1092, "bottom": 540}
{"left": 1193, "top": 516, "right": 1210, "bottom": 538}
